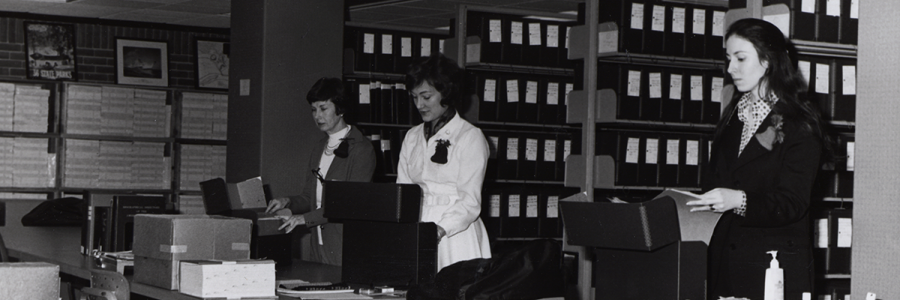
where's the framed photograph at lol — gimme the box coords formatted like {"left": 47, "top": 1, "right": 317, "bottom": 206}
{"left": 195, "top": 39, "right": 229, "bottom": 90}
{"left": 25, "top": 22, "right": 77, "bottom": 81}
{"left": 116, "top": 38, "right": 168, "bottom": 87}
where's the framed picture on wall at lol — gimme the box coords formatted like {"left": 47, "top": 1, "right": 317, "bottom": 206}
{"left": 24, "top": 22, "right": 77, "bottom": 81}
{"left": 116, "top": 38, "right": 169, "bottom": 87}
{"left": 195, "top": 38, "right": 230, "bottom": 90}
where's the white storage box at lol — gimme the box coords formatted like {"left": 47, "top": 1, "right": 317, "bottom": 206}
{"left": 0, "top": 262, "right": 59, "bottom": 300}
{"left": 179, "top": 260, "right": 276, "bottom": 299}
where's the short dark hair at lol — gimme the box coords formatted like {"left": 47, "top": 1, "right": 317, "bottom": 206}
{"left": 306, "top": 77, "right": 345, "bottom": 115}
{"left": 404, "top": 53, "right": 461, "bottom": 108}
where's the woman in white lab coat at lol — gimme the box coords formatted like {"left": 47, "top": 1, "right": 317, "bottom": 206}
{"left": 398, "top": 53, "right": 491, "bottom": 271}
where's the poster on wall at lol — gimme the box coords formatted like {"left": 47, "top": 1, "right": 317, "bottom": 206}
{"left": 116, "top": 38, "right": 169, "bottom": 87}
{"left": 195, "top": 39, "right": 229, "bottom": 90}
{"left": 25, "top": 22, "right": 77, "bottom": 81}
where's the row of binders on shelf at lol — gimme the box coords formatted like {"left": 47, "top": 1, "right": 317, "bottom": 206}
{"left": 471, "top": 71, "right": 576, "bottom": 125}
{"left": 344, "top": 26, "right": 448, "bottom": 75}
{"left": 66, "top": 85, "right": 171, "bottom": 138}
{"left": 63, "top": 139, "right": 171, "bottom": 190}
{"left": 814, "top": 133, "right": 854, "bottom": 199}
{"left": 0, "top": 137, "right": 54, "bottom": 188}
{"left": 0, "top": 82, "right": 51, "bottom": 133}
{"left": 481, "top": 185, "right": 579, "bottom": 239}
{"left": 345, "top": 79, "right": 422, "bottom": 126}
{"left": 465, "top": 10, "right": 578, "bottom": 68}
{"left": 589, "top": 61, "right": 725, "bottom": 124}
{"left": 362, "top": 127, "right": 405, "bottom": 178}
{"left": 813, "top": 206, "right": 852, "bottom": 275}
{"left": 799, "top": 55, "right": 857, "bottom": 123}
{"left": 484, "top": 130, "right": 579, "bottom": 182}
{"left": 595, "top": 130, "right": 711, "bottom": 188}
{"left": 596, "top": 0, "right": 727, "bottom": 59}
{"left": 730, "top": 0, "right": 859, "bottom": 45}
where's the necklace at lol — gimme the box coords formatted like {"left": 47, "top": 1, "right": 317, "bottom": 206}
{"left": 323, "top": 125, "right": 351, "bottom": 156}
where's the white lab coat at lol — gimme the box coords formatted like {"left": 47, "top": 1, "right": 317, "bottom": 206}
{"left": 397, "top": 112, "right": 492, "bottom": 270}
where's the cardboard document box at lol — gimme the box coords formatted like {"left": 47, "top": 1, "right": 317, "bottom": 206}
{"left": 132, "top": 214, "right": 252, "bottom": 261}
{"left": 323, "top": 181, "right": 422, "bottom": 223}
{"left": 179, "top": 260, "right": 276, "bottom": 299}
{"left": 0, "top": 262, "right": 59, "bottom": 300}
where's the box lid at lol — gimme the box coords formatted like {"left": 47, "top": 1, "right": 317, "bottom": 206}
{"left": 561, "top": 195, "right": 680, "bottom": 251}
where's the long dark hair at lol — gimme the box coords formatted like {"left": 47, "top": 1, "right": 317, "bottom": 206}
{"left": 717, "top": 18, "right": 832, "bottom": 158}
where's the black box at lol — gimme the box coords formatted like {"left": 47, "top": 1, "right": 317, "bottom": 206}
{"left": 322, "top": 181, "right": 421, "bottom": 223}
{"left": 594, "top": 241, "right": 707, "bottom": 300}
{"left": 342, "top": 221, "right": 437, "bottom": 287}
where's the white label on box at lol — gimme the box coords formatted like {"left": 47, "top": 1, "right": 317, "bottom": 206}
{"left": 673, "top": 7, "right": 686, "bottom": 34}
{"left": 631, "top": 3, "right": 644, "bottom": 30}
{"left": 837, "top": 218, "right": 852, "bottom": 248}
{"left": 547, "top": 25, "right": 559, "bottom": 48}
{"left": 649, "top": 72, "right": 662, "bottom": 98}
{"left": 511, "top": 21, "right": 523, "bottom": 45}
{"left": 526, "top": 81, "right": 538, "bottom": 104}
{"left": 547, "top": 82, "right": 559, "bottom": 105}
{"left": 507, "top": 137, "right": 519, "bottom": 160}
{"left": 544, "top": 140, "right": 556, "bottom": 162}
{"left": 381, "top": 34, "right": 393, "bottom": 54}
{"left": 484, "top": 79, "right": 497, "bottom": 102}
{"left": 626, "top": 137, "right": 640, "bottom": 164}
{"left": 421, "top": 37, "right": 432, "bottom": 56}
{"left": 851, "top": 0, "right": 859, "bottom": 19}
{"left": 801, "top": 0, "right": 815, "bottom": 13}
{"left": 847, "top": 141, "right": 855, "bottom": 171}
{"left": 232, "top": 243, "right": 250, "bottom": 251}
{"left": 401, "top": 37, "right": 412, "bottom": 57}
{"left": 815, "top": 218, "right": 829, "bottom": 248}
{"left": 364, "top": 33, "right": 375, "bottom": 53}
{"left": 490, "top": 195, "right": 501, "bottom": 217}
{"left": 489, "top": 20, "right": 502, "bottom": 43}
{"left": 670, "top": 74, "right": 682, "bottom": 100}
{"left": 686, "top": 140, "right": 699, "bottom": 166}
{"left": 843, "top": 65, "right": 857, "bottom": 95}
{"left": 507, "top": 80, "right": 520, "bottom": 103}
{"left": 526, "top": 138, "right": 538, "bottom": 161}
{"left": 547, "top": 196, "right": 559, "bottom": 218}
{"left": 564, "top": 140, "right": 572, "bottom": 160}
{"left": 509, "top": 195, "right": 520, "bottom": 217}
{"left": 381, "top": 140, "right": 391, "bottom": 151}
{"left": 798, "top": 61, "right": 811, "bottom": 85}
{"left": 645, "top": 138, "right": 658, "bottom": 164}
{"left": 666, "top": 139, "right": 679, "bottom": 165}
{"left": 527, "top": 195, "right": 539, "bottom": 218}
{"left": 529, "top": 23, "right": 542, "bottom": 46}
{"left": 693, "top": 9, "right": 706, "bottom": 35}
{"left": 816, "top": 63, "right": 830, "bottom": 94}
{"left": 652, "top": 5, "right": 665, "bottom": 32}
{"left": 712, "top": 11, "right": 725, "bottom": 37}
{"left": 712, "top": 77, "right": 724, "bottom": 103}
{"left": 359, "top": 84, "right": 370, "bottom": 104}
{"left": 826, "top": 0, "right": 841, "bottom": 17}
{"left": 690, "top": 75, "right": 703, "bottom": 101}
{"left": 161, "top": 244, "right": 188, "bottom": 253}
{"left": 627, "top": 70, "right": 641, "bottom": 97}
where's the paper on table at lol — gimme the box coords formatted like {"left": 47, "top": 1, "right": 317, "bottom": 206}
{"left": 653, "top": 189, "right": 722, "bottom": 245}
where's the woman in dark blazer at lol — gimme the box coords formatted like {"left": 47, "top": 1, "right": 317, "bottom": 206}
{"left": 267, "top": 77, "right": 376, "bottom": 266}
{"left": 686, "top": 19, "right": 831, "bottom": 300}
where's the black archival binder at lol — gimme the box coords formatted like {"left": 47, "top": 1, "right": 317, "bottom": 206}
{"left": 622, "top": 1, "right": 645, "bottom": 54}
{"left": 703, "top": 74, "right": 724, "bottom": 124}
{"left": 519, "top": 77, "right": 539, "bottom": 124}
{"left": 664, "top": 5, "right": 687, "bottom": 58}
{"left": 810, "top": 57, "right": 835, "bottom": 120}
{"left": 376, "top": 32, "right": 396, "bottom": 73}
{"left": 380, "top": 82, "right": 394, "bottom": 124}
{"left": 396, "top": 35, "right": 414, "bottom": 74}
{"left": 645, "top": 3, "right": 666, "bottom": 55}
{"left": 481, "top": 187, "right": 504, "bottom": 240}
{"left": 394, "top": 83, "right": 411, "bottom": 125}
{"left": 499, "top": 134, "right": 520, "bottom": 180}
{"left": 522, "top": 193, "right": 541, "bottom": 237}
{"left": 485, "top": 134, "right": 500, "bottom": 181}
{"left": 790, "top": 0, "right": 817, "bottom": 41}
{"left": 679, "top": 138, "right": 702, "bottom": 188}
{"left": 476, "top": 14, "right": 504, "bottom": 64}
{"left": 840, "top": 0, "right": 859, "bottom": 45}
{"left": 505, "top": 18, "right": 524, "bottom": 65}
{"left": 683, "top": 71, "right": 704, "bottom": 124}
{"left": 817, "top": 0, "right": 840, "bottom": 43}
{"left": 540, "top": 22, "right": 560, "bottom": 67}
{"left": 620, "top": 67, "right": 642, "bottom": 121}
{"left": 661, "top": 70, "right": 684, "bottom": 122}
{"left": 473, "top": 72, "right": 499, "bottom": 122}
{"left": 659, "top": 136, "right": 680, "bottom": 187}
{"left": 354, "top": 80, "right": 373, "bottom": 123}
{"left": 833, "top": 59, "right": 856, "bottom": 122}
{"left": 708, "top": 8, "right": 726, "bottom": 60}
{"left": 638, "top": 135, "right": 660, "bottom": 187}
{"left": 642, "top": 68, "right": 663, "bottom": 121}
{"left": 684, "top": 5, "right": 707, "bottom": 58}
{"left": 519, "top": 135, "right": 538, "bottom": 180}
{"left": 523, "top": 21, "right": 543, "bottom": 67}
{"left": 535, "top": 134, "right": 558, "bottom": 181}
{"left": 499, "top": 76, "right": 521, "bottom": 123}
{"left": 350, "top": 28, "right": 377, "bottom": 72}
{"left": 616, "top": 133, "right": 640, "bottom": 186}
{"left": 503, "top": 193, "right": 523, "bottom": 237}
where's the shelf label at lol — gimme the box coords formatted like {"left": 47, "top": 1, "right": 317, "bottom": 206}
{"left": 529, "top": 23, "right": 542, "bottom": 46}
{"left": 547, "top": 196, "right": 559, "bottom": 218}
{"left": 565, "top": 83, "right": 574, "bottom": 105}
{"left": 547, "top": 82, "right": 559, "bottom": 105}
{"left": 544, "top": 139, "right": 556, "bottom": 162}
{"left": 630, "top": 3, "right": 644, "bottom": 30}
{"left": 690, "top": 75, "right": 703, "bottom": 101}
{"left": 851, "top": 0, "right": 859, "bottom": 19}
{"left": 666, "top": 139, "right": 679, "bottom": 165}
{"left": 506, "top": 79, "right": 520, "bottom": 103}
{"left": 673, "top": 7, "right": 686, "bottom": 34}
{"left": 509, "top": 194, "right": 520, "bottom": 217}
{"left": 837, "top": 218, "right": 852, "bottom": 248}
{"left": 670, "top": 74, "right": 682, "bottom": 100}
{"left": 359, "top": 83, "right": 370, "bottom": 104}
{"left": 645, "top": 138, "right": 658, "bottom": 164}
{"left": 507, "top": 137, "right": 519, "bottom": 161}
{"left": 527, "top": 195, "right": 538, "bottom": 218}
{"left": 511, "top": 21, "right": 523, "bottom": 45}
{"left": 401, "top": 37, "right": 412, "bottom": 57}
{"left": 363, "top": 33, "right": 375, "bottom": 53}
{"left": 421, "top": 37, "right": 432, "bottom": 57}
{"left": 489, "top": 19, "right": 502, "bottom": 43}
{"left": 526, "top": 81, "right": 538, "bottom": 104}
{"left": 816, "top": 63, "right": 830, "bottom": 94}
{"left": 490, "top": 195, "right": 501, "bottom": 217}
{"left": 712, "top": 77, "right": 724, "bottom": 103}
{"left": 526, "top": 138, "right": 538, "bottom": 161}
{"left": 712, "top": 11, "right": 725, "bottom": 37}
{"left": 826, "top": 0, "right": 841, "bottom": 17}
{"left": 564, "top": 140, "right": 572, "bottom": 160}
{"left": 798, "top": 61, "right": 811, "bottom": 85}
{"left": 847, "top": 141, "right": 855, "bottom": 171}
{"left": 547, "top": 25, "right": 559, "bottom": 48}
{"left": 627, "top": 70, "right": 641, "bottom": 97}
{"left": 801, "top": 0, "right": 815, "bottom": 14}
{"left": 686, "top": 140, "right": 699, "bottom": 166}
{"left": 692, "top": 8, "right": 706, "bottom": 35}
{"left": 626, "top": 137, "right": 640, "bottom": 164}
{"left": 649, "top": 72, "right": 662, "bottom": 99}
{"left": 484, "top": 79, "right": 496, "bottom": 103}
{"left": 652, "top": 5, "right": 665, "bottom": 32}
{"left": 381, "top": 34, "right": 393, "bottom": 55}
{"left": 843, "top": 65, "right": 856, "bottom": 95}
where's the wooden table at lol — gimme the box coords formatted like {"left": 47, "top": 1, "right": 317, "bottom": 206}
{"left": 1, "top": 200, "right": 342, "bottom": 300}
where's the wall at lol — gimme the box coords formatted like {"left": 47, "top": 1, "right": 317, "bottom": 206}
{"left": 854, "top": 2, "right": 900, "bottom": 299}
{"left": 0, "top": 12, "right": 228, "bottom": 87}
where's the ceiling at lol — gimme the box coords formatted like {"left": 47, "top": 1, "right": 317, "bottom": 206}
{"left": 0, "top": 0, "right": 588, "bottom": 31}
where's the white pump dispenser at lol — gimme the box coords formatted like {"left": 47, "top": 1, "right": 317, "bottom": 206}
{"left": 764, "top": 250, "right": 784, "bottom": 300}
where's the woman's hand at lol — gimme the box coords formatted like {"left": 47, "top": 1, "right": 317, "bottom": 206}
{"left": 266, "top": 197, "right": 289, "bottom": 213}
{"left": 686, "top": 188, "right": 745, "bottom": 213}
{"left": 277, "top": 214, "right": 305, "bottom": 233}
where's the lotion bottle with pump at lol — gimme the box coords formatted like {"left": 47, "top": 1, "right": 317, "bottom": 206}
{"left": 764, "top": 250, "right": 784, "bottom": 300}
